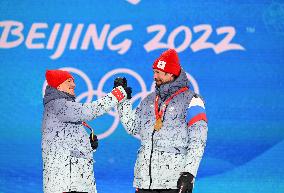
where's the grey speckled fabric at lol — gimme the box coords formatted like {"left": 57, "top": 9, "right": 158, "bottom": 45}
{"left": 118, "top": 69, "right": 208, "bottom": 189}
{"left": 42, "top": 86, "right": 122, "bottom": 193}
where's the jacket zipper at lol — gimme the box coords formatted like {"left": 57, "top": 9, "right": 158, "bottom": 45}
{"left": 148, "top": 129, "right": 156, "bottom": 189}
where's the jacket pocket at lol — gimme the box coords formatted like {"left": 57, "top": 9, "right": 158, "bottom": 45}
{"left": 157, "top": 150, "right": 186, "bottom": 183}
{"left": 134, "top": 148, "right": 149, "bottom": 181}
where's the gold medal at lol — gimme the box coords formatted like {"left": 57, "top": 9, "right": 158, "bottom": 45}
{"left": 153, "top": 87, "right": 188, "bottom": 132}
{"left": 154, "top": 118, "right": 163, "bottom": 131}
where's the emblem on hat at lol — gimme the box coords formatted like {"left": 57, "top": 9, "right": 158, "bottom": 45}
{"left": 157, "top": 60, "right": 166, "bottom": 70}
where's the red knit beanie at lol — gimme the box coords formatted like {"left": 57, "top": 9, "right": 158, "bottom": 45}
{"left": 152, "top": 49, "right": 181, "bottom": 76}
{"left": 45, "top": 70, "right": 74, "bottom": 89}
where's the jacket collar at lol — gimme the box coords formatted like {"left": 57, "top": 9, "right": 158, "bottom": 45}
{"left": 155, "top": 68, "right": 189, "bottom": 101}
{"left": 43, "top": 85, "right": 75, "bottom": 106}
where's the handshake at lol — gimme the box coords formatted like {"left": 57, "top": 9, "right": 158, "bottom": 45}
{"left": 113, "top": 77, "right": 132, "bottom": 99}
{"left": 88, "top": 77, "right": 132, "bottom": 151}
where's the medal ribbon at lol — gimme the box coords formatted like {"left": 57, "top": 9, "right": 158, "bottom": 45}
{"left": 155, "top": 86, "right": 189, "bottom": 120}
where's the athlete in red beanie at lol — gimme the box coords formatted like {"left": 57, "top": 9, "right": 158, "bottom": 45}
{"left": 152, "top": 49, "right": 181, "bottom": 76}
{"left": 45, "top": 70, "right": 74, "bottom": 89}
{"left": 42, "top": 69, "right": 132, "bottom": 193}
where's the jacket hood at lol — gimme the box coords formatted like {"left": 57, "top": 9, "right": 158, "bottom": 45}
{"left": 43, "top": 85, "right": 75, "bottom": 106}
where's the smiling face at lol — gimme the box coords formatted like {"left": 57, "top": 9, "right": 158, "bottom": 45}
{"left": 57, "top": 78, "right": 76, "bottom": 96}
{"left": 153, "top": 69, "right": 175, "bottom": 87}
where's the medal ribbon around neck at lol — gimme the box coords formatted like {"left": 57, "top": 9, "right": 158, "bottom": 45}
{"left": 154, "top": 86, "right": 189, "bottom": 131}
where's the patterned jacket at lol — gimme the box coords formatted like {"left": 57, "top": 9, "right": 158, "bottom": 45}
{"left": 118, "top": 69, "right": 208, "bottom": 189}
{"left": 42, "top": 86, "right": 124, "bottom": 193}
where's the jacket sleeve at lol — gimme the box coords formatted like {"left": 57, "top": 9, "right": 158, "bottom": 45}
{"left": 52, "top": 91, "right": 121, "bottom": 123}
{"left": 117, "top": 99, "right": 142, "bottom": 137}
{"left": 184, "top": 96, "right": 208, "bottom": 177}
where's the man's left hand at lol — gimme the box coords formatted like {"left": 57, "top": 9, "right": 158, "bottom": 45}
{"left": 89, "top": 133, "right": 98, "bottom": 150}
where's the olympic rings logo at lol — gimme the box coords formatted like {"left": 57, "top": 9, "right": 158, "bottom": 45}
{"left": 42, "top": 67, "right": 199, "bottom": 140}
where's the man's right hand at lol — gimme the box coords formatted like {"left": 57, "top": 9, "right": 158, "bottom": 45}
{"left": 114, "top": 77, "right": 127, "bottom": 88}
{"left": 114, "top": 77, "right": 132, "bottom": 99}
{"left": 177, "top": 172, "right": 194, "bottom": 193}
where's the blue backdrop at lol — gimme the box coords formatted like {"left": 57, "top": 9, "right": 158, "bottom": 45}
{"left": 0, "top": 0, "right": 284, "bottom": 193}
